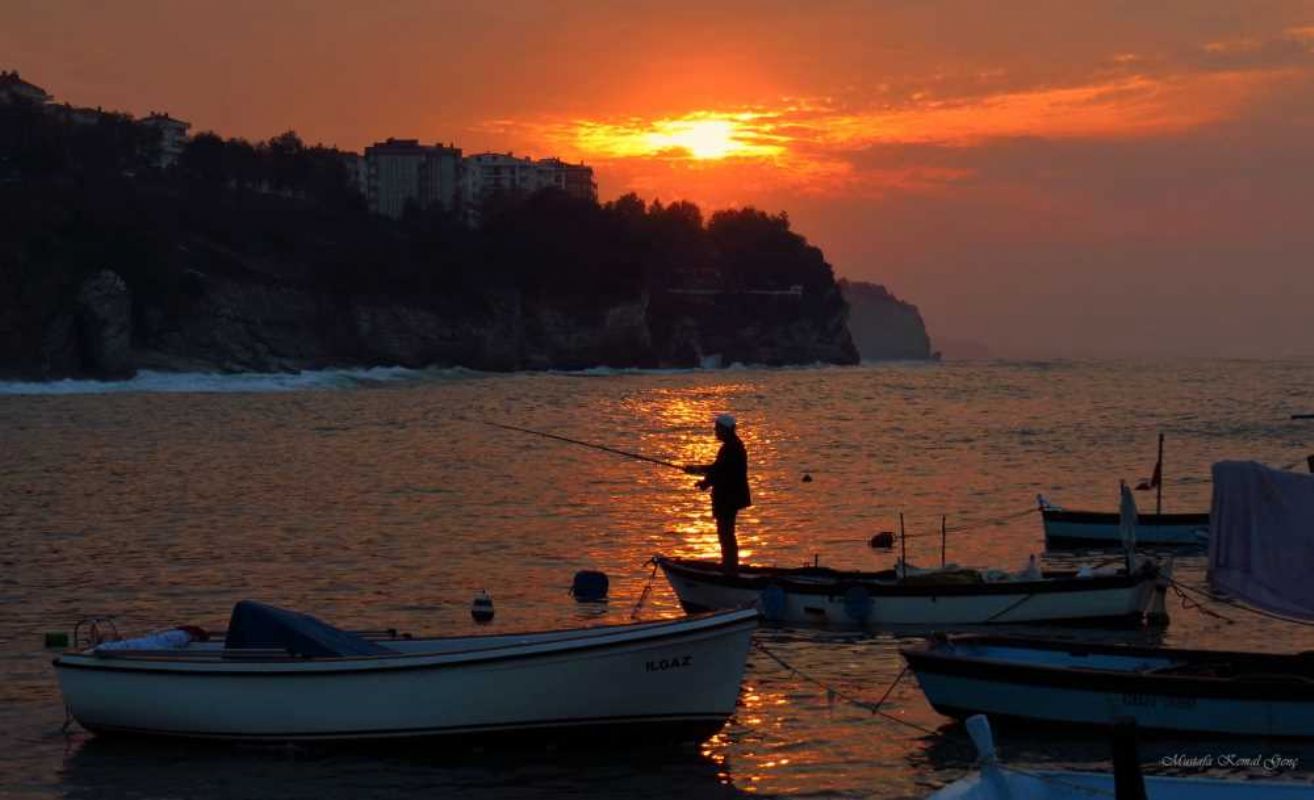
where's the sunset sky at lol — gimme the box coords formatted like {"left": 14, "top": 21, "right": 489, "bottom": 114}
{"left": 5, "top": 0, "right": 1313, "bottom": 357}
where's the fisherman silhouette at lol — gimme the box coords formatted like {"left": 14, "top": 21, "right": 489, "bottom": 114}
{"left": 684, "top": 414, "right": 752, "bottom": 573}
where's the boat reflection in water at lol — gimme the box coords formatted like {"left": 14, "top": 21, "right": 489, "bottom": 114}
{"left": 61, "top": 734, "right": 750, "bottom": 800}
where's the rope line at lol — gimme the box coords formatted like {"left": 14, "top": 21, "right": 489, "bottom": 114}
{"left": 750, "top": 640, "right": 1118, "bottom": 797}
{"left": 630, "top": 559, "right": 660, "bottom": 620}
{"left": 1166, "top": 580, "right": 1235, "bottom": 624}
{"left": 982, "top": 592, "right": 1038, "bottom": 623}
{"left": 944, "top": 507, "right": 1040, "bottom": 534}
{"left": 1169, "top": 578, "right": 1314, "bottom": 628}
{"left": 878, "top": 507, "right": 1038, "bottom": 542}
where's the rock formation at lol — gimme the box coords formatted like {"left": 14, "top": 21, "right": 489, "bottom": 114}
{"left": 839, "top": 280, "right": 934, "bottom": 361}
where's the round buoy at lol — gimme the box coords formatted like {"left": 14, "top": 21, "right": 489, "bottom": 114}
{"left": 471, "top": 590, "right": 494, "bottom": 623}
{"left": 570, "top": 570, "right": 609, "bottom": 602}
{"left": 801, "top": 473, "right": 813, "bottom": 483}
{"left": 869, "top": 531, "right": 896, "bottom": 549}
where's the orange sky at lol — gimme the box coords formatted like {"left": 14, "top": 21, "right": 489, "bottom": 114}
{"left": 5, "top": 0, "right": 1314, "bottom": 357}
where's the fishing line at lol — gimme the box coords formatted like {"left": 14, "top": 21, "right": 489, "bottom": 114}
{"left": 455, "top": 416, "right": 686, "bottom": 471}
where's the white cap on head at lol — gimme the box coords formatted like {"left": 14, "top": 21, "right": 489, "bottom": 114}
{"left": 715, "top": 413, "right": 737, "bottom": 430}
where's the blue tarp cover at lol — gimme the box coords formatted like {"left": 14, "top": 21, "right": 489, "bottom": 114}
{"left": 1209, "top": 460, "right": 1314, "bottom": 622}
{"left": 224, "top": 600, "right": 394, "bottom": 657}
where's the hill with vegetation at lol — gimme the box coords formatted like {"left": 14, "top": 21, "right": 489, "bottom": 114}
{"left": 0, "top": 96, "right": 859, "bottom": 378}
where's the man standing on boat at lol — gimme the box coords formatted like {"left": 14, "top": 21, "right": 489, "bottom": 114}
{"left": 685, "top": 414, "right": 751, "bottom": 573}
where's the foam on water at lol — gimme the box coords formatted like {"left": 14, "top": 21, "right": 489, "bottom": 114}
{"left": 0, "top": 366, "right": 486, "bottom": 396}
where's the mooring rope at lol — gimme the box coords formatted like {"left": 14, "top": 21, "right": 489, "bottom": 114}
{"left": 944, "top": 507, "right": 1040, "bottom": 534}
{"left": 750, "top": 640, "right": 1118, "bottom": 797}
{"left": 981, "top": 592, "right": 1038, "bottom": 624}
{"left": 1168, "top": 577, "right": 1314, "bottom": 628}
{"left": 891, "top": 507, "right": 1038, "bottom": 541}
{"left": 1166, "top": 579, "right": 1236, "bottom": 624}
{"left": 630, "top": 558, "right": 661, "bottom": 620}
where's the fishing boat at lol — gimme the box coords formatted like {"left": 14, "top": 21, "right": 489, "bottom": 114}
{"left": 1041, "top": 434, "right": 1210, "bottom": 548}
{"left": 1040, "top": 502, "right": 1209, "bottom": 547}
{"left": 656, "top": 556, "right": 1168, "bottom": 627}
{"left": 929, "top": 715, "right": 1312, "bottom": 799}
{"left": 906, "top": 461, "right": 1314, "bottom": 739}
{"left": 901, "top": 634, "right": 1314, "bottom": 737}
{"left": 53, "top": 600, "right": 757, "bottom": 742}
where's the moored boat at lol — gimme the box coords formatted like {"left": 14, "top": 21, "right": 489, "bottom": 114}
{"left": 1040, "top": 504, "right": 1209, "bottom": 547}
{"left": 657, "top": 556, "right": 1167, "bottom": 627}
{"left": 53, "top": 601, "right": 758, "bottom": 743}
{"left": 929, "top": 715, "right": 1312, "bottom": 799}
{"left": 1040, "top": 434, "right": 1209, "bottom": 548}
{"left": 901, "top": 634, "right": 1314, "bottom": 737}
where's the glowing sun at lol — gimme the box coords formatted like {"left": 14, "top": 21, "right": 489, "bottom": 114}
{"left": 573, "top": 112, "right": 786, "bottom": 161}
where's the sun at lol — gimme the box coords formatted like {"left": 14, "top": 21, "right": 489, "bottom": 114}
{"left": 572, "top": 112, "right": 787, "bottom": 161}
{"left": 648, "top": 118, "right": 740, "bottom": 160}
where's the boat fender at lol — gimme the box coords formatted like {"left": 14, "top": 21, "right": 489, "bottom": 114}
{"left": 964, "top": 715, "right": 997, "bottom": 764}
{"left": 758, "top": 585, "right": 786, "bottom": 622}
{"left": 570, "top": 570, "right": 609, "bottom": 602}
{"left": 869, "top": 532, "right": 895, "bottom": 549}
{"left": 471, "top": 590, "right": 494, "bottom": 623}
{"left": 1147, "top": 583, "right": 1171, "bottom": 627}
{"left": 843, "top": 585, "right": 872, "bottom": 623}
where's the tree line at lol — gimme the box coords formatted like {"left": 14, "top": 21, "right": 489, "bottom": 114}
{"left": 1, "top": 97, "right": 846, "bottom": 324}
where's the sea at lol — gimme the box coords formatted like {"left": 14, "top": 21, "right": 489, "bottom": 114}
{"left": 3, "top": 360, "right": 1314, "bottom": 798}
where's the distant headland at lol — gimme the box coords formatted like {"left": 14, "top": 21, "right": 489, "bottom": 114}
{"left": 0, "top": 71, "right": 936, "bottom": 380}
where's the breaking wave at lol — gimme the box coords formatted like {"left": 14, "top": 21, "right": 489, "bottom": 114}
{"left": 0, "top": 366, "right": 487, "bottom": 396}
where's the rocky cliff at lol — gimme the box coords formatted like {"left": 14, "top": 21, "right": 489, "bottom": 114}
{"left": 10, "top": 263, "right": 857, "bottom": 379}
{"left": 838, "top": 280, "right": 934, "bottom": 361}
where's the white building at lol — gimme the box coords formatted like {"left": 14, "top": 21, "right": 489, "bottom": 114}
{"left": 535, "top": 157, "right": 597, "bottom": 201}
{"left": 140, "top": 112, "right": 191, "bottom": 168}
{"left": 364, "top": 138, "right": 462, "bottom": 218}
{"left": 463, "top": 152, "right": 596, "bottom": 210}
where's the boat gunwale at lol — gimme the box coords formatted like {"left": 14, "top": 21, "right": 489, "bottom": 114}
{"left": 53, "top": 608, "right": 759, "bottom": 676}
{"left": 657, "top": 557, "right": 1158, "bottom": 597}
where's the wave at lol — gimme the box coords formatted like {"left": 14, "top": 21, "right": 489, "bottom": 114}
{"left": 0, "top": 360, "right": 885, "bottom": 395}
{"left": 0, "top": 366, "right": 488, "bottom": 396}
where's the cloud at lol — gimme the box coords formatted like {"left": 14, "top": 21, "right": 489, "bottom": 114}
{"left": 488, "top": 58, "right": 1299, "bottom": 204}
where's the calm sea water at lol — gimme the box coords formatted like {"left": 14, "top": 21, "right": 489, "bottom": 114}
{"left": 3, "top": 360, "right": 1314, "bottom": 798}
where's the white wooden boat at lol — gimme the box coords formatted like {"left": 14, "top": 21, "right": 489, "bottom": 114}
{"left": 901, "top": 634, "right": 1314, "bottom": 737}
{"left": 930, "top": 715, "right": 1312, "bottom": 799}
{"left": 656, "top": 556, "right": 1167, "bottom": 627}
{"left": 53, "top": 601, "right": 758, "bottom": 742}
{"left": 1040, "top": 503, "right": 1209, "bottom": 548}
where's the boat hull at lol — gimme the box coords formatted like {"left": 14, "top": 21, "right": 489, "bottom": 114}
{"left": 54, "top": 610, "right": 757, "bottom": 742}
{"left": 1042, "top": 509, "right": 1209, "bottom": 547}
{"left": 903, "top": 636, "right": 1314, "bottom": 738}
{"left": 932, "top": 767, "right": 1313, "bottom": 799}
{"left": 658, "top": 558, "right": 1160, "bottom": 627}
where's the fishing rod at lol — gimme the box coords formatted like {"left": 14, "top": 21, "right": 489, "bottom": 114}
{"left": 473, "top": 419, "right": 687, "bottom": 472}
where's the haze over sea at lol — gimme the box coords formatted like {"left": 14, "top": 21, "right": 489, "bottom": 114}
{"left": 3, "top": 360, "right": 1314, "bottom": 798}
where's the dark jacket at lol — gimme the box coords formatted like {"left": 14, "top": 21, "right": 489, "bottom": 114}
{"left": 705, "top": 435, "right": 751, "bottom": 516}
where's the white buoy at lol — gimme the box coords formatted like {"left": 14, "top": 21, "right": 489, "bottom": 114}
{"left": 471, "top": 589, "right": 494, "bottom": 623}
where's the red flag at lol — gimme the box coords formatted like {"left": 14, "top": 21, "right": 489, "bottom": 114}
{"left": 1135, "top": 460, "right": 1162, "bottom": 491}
